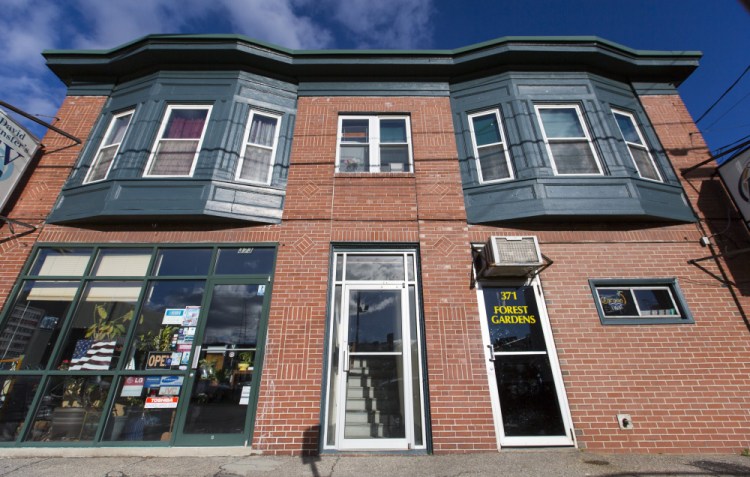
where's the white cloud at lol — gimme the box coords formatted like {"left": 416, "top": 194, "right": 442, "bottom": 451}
{"left": 325, "top": 0, "right": 434, "bottom": 49}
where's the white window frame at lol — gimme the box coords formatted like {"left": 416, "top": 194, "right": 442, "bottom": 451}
{"left": 83, "top": 109, "right": 134, "bottom": 184}
{"left": 468, "top": 109, "right": 514, "bottom": 183}
{"left": 143, "top": 104, "right": 212, "bottom": 178}
{"left": 336, "top": 115, "right": 413, "bottom": 173}
{"left": 235, "top": 110, "right": 282, "bottom": 185}
{"left": 535, "top": 104, "right": 603, "bottom": 176}
{"left": 612, "top": 109, "right": 663, "bottom": 182}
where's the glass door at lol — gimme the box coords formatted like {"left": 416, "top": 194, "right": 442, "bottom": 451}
{"left": 337, "top": 285, "right": 411, "bottom": 450}
{"left": 477, "top": 280, "right": 574, "bottom": 447}
{"left": 173, "top": 280, "right": 268, "bottom": 446}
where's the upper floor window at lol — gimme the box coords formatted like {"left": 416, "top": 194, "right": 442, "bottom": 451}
{"left": 236, "top": 110, "right": 281, "bottom": 184}
{"left": 143, "top": 105, "right": 211, "bottom": 177}
{"left": 589, "top": 278, "right": 693, "bottom": 325}
{"left": 535, "top": 104, "right": 602, "bottom": 175}
{"left": 84, "top": 110, "right": 134, "bottom": 184}
{"left": 468, "top": 109, "right": 513, "bottom": 183}
{"left": 337, "top": 115, "right": 412, "bottom": 173}
{"left": 612, "top": 109, "right": 662, "bottom": 182}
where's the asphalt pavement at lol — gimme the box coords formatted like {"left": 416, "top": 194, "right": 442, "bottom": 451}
{"left": 2, "top": 449, "right": 750, "bottom": 477}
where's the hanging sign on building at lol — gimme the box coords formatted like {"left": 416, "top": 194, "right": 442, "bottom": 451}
{"left": 0, "top": 109, "right": 40, "bottom": 212}
{"left": 718, "top": 148, "right": 750, "bottom": 227}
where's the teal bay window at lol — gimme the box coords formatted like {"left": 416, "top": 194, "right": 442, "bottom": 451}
{"left": 0, "top": 244, "right": 275, "bottom": 446}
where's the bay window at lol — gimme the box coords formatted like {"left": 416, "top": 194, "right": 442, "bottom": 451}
{"left": 84, "top": 110, "right": 134, "bottom": 184}
{"left": 144, "top": 105, "right": 211, "bottom": 177}
{"left": 612, "top": 109, "right": 662, "bottom": 182}
{"left": 468, "top": 109, "right": 513, "bottom": 182}
{"left": 236, "top": 110, "right": 281, "bottom": 184}
{"left": 535, "top": 104, "right": 602, "bottom": 175}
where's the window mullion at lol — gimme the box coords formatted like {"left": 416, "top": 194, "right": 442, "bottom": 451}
{"left": 371, "top": 117, "right": 381, "bottom": 172}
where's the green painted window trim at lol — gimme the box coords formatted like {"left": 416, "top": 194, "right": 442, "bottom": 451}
{"left": 588, "top": 278, "right": 694, "bottom": 325}
{"left": 0, "top": 242, "right": 277, "bottom": 447}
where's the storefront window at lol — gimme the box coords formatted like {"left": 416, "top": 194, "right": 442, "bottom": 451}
{"left": 0, "top": 244, "right": 276, "bottom": 446}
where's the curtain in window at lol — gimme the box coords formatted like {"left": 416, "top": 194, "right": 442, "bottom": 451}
{"left": 164, "top": 110, "right": 208, "bottom": 139}
{"left": 149, "top": 140, "right": 199, "bottom": 176}
{"left": 248, "top": 115, "right": 277, "bottom": 147}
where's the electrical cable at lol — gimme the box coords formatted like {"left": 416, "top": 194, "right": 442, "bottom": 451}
{"left": 695, "top": 63, "right": 750, "bottom": 124}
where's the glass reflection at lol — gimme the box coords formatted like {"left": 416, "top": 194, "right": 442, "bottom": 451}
{"left": 126, "top": 280, "right": 205, "bottom": 370}
{"left": 26, "top": 375, "right": 112, "bottom": 442}
{"left": 182, "top": 284, "right": 263, "bottom": 435}
{"left": 348, "top": 290, "right": 402, "bottom": 352}
{"left": 154, "top": 249, "right": 212, "bottom": 276}
{"left": 0, "top": 281, "right": 75, "bottom": 370}
{"left": 345, "top": 255, "right": 404, "bottom": 281}
{"left": 215, "top": 248, "right": 275, "bottom": 275}
{"left": 102, "top": 375, "right": 179, "bottom": 441}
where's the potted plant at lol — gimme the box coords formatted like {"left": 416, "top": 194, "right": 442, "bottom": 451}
{"left": 237, "top": 352, "right": 253, "bottom": 371}
{"left": 85, "top": 304, "right": 133, "bottom": 341}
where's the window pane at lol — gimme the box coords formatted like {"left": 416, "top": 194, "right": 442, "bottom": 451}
{"left": 55, "top": 282, "right": 140, "bottom": 371}
{"left": 163, "top": 109, "right": 208, "bottom": 139}
{"left": 380, "top": 119, "right": 406, "bottom": 143}
{"left": 348, "top": 290, "right": 402, "bottom": 352}
{"left": 630, "top": 146, "right": 660, "bottom": 181}
{"left": 0, "top": 281, "right": 76, "bottom": 370}
{"left": 126, "top": 280, "right": 205, "bottom": 370}
{"left": 30, "top": 248, "right": 92, "bottom": 276}
{"left": 380, "top": 145, "right": 409, "bottom": 171}
{"left": 633, "top": 289, "right": 679, "bottom": 316}
{"left": 248, "top": 114, "right": 278, "bottom": 147}
{"left": 341, "top": 119, "right": 369, "bottom": 143}
{"left": 239, "top": 146, "right": 272, "bottom": 182}
{"left": 148, "top": 140, "right": 198, "bottom": 176}
{"left": 614, "top": 113, "right": 642, "bottom": 144}
{"left": 153, "top": 249, "right": 212, "bottom": 276}
{"left": 345, "top": 255, "right": 404, "bottom": 281}
{"left": 0, "top": 375, "right": 42, "bottom": 441}
{"left": 102, "top": 375, "right": 180, "bottom": 441}
{"left": 540, "top": 108, "right": 585, "bottom": 138}
{"left": 26, "top": 375, "right": 112, "bottom": 442}
{"left": 92, "top": 249, "right": 151, "bottom": 277}
{"left": 215, "top": 248, "right": 275, "bottom": 275}
{"left": 339, "top": 145, "right": 369, "bottom": 172}
{"left": 494, "top": 355, "right": 566, "bottom": 437}
{"left": 472, "top": 113, "right": 502, "bottom": 146}
{"left": 106, "top": 113, "right": 133, "bottom": 146}
{"left": 478, "top": 144, "right": 510, "bottom": 181}
{"left": 549, "top": 142, "right": 599, "bottom": 174}
{"left": 88, "top": 147, "right": 116, "bottom": 182}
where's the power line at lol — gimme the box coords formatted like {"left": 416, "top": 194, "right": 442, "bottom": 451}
{"left": 695, "top": 63, "right": 750, "bottom": 124}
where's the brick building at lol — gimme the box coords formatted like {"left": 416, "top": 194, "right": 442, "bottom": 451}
{"left": 0, "top": 35, "right": 748, "bottom": 454}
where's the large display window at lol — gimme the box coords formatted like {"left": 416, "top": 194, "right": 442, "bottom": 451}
{"left": 0, "top": 244, "right": 275, "bottom": 447}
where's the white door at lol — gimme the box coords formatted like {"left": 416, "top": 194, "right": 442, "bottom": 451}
{"left": 335, "top": 285, "right": 412, "bottom": 450}
{"left": 477, "top": 279, "right": 575, "bottom": 447}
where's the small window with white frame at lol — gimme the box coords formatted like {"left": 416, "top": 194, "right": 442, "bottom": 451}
{"left": 535, "top": 104, "right": 602, "bottom": 175}
{"left": 84, "top": 109, "right": 134, "bottom": 184}
{"left": 612, "top": 109, "right": 662, "bottom": 182}
{"left": 236, "top": 110, "right": 281, "bottom": 184}
{"left": 589, "top": 278, "right": 693, "bottom": 325}
{"left": 468, "top": 109, "right": 513, "bottom": 182}
{"left": 337, "top": 115, "right": 412, "bottom": 173}
{"left": 143, "top": 105, "right": 211, "bottom": 177}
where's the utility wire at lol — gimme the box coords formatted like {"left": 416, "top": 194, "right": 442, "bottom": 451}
{"left": 695, "top": 63, "right": 750, "bottom": 124}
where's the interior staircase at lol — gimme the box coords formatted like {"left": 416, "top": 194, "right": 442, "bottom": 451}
{"left": 344, "top": 357, "right": 405, "bottom": 439}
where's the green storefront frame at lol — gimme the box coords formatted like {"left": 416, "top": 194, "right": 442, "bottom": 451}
{"left": 0, "top": 243, "right": 276, "bottom": 448}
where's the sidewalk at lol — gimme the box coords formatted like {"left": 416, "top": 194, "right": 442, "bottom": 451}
{"left": 1, "top": 450, "right": 750, "bottom": 477}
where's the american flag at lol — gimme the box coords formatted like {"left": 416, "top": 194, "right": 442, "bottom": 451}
{"left": 68, "top": 339, "right": 116, "bottom": 370}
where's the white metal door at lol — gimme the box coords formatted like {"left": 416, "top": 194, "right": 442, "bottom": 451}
{"left": 336, "top": 284, "right": 412, "bottom": 450}
{"left": 477, "top": 278, "right": 575, "bottom": 447}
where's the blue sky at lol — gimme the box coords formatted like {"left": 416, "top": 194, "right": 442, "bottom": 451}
{"left": 2, "top": 0, "right": 748, "bottom": 156}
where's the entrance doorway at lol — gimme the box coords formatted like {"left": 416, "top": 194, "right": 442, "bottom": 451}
{"left": 477, "top": 279, "right": 574, "bottom": 447}
{"left": 173, "top": 280, "right": 269, "bottom": 446}
{"left": 323, "top": 252, "right": 426, "bottom": 451}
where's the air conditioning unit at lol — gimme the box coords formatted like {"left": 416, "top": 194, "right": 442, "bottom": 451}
{"left": 475, "top": 236, "right": 543, "bottom": 278}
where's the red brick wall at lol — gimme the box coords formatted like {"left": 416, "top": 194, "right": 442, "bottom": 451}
{"left": 253, "top": 96, "right": 495, "bottom": 454}
{"left": 0, "top": 96, "right": 106, "bottom": 305}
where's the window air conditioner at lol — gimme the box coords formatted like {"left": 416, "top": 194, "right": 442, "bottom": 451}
{"left": 475, "top": 236, "right": 543, "bottom": 278}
